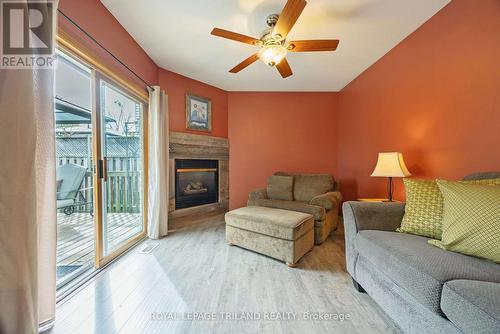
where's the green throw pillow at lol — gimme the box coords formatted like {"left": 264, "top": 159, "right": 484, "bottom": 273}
{"left": 398, "top": 178, "right": 500, "bottom": 239}
{"left": 398, "top": 179, "right": 443, "bottom": 239}
{"left": 428, "top": 180, "right": 500, "bottom": 263}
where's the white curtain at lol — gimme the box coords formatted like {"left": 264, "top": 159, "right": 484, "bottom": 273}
{"left": 0, "top": 64, "right": 57, "bottom": 334}
{"left": 147, "top": 87, "right": 169, "bottom": 239}
{"left": 0, "top": 2, "right": 57, "bottom": 333}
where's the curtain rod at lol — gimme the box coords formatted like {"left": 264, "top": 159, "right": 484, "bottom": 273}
{"left": 57, "top": 9, "right": 154, "bottom": 91}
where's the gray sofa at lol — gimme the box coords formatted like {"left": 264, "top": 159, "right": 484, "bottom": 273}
{"left": 248, "top": 172, "right": 342, "bottom": 245}
{"left": 343, "top": 172, "right": 500, "bottom": 334}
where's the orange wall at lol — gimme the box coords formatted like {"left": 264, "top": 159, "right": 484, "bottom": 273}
{"left": 228, "top": 92, "right": 338, "bottom": 209}
{"left": 58, "top": 0, "right": 158, "bottom": 87}
{"left": 158, "top": 69, "right": 228, "bottom": 138}
{"left": 337, "top": 0, "right": 500, "bottom": 201}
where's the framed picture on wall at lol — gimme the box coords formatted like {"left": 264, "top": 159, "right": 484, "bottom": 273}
{"left": 186, "top": 93, "right": 212, "bottom": 132}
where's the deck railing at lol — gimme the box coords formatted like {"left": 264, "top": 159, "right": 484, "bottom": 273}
{"left": 105, "top": 170, "right": 142, "bottom": 213}
{"left": 58, "top": 157, "right": 142, "bottom": 214}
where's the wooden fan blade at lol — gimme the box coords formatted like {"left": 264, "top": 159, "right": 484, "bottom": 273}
{"left": 273, "top": 0, "right": 307, "bottom": 39}
{"left": 288, "top": 39, "right": 339, "bottom": 52}
{"left": 276, "top": 58, "right": 293, "bottom": 78}
{"left": 229, "top": 53, "right": 260, "bottom": 73}
{"left": 211, "top": 28, "right": 260, "bottom": 46}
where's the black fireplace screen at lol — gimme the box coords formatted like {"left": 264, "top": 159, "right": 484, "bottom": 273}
{"left": 175, "top": 159, "right": 219, "bottom": 209}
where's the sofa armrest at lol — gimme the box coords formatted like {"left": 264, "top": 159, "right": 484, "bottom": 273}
{"left": 342, "top": 201, "right": 405, "bottom": 277}
{"left": 343, "top": 201, "right": 405, "bottom": 233}
{"left": 248, "top": 188, "right": 268, "bottom": 200}
{"left": 309, "top": 191, "right": 342, "bottom": 210}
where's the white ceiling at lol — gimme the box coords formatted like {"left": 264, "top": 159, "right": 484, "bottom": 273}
{"left": 100, "top": 0, "right": 450, "bottom": 91}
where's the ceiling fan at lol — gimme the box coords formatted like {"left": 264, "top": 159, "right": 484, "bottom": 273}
{"left": 210, "top": 0, "right": 339, "bottom": 78}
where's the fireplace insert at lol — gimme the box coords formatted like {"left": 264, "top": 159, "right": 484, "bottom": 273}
{"left": 175, "top": 159, "right": 219, "bottom": 209}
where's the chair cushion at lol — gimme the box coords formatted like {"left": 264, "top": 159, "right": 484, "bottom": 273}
{"left": 247, "top": 198, "right": 325, "bottom": 221}
{"left": 267, "top": 175, "right": 294, "bottom": 201}
{"left": 57, "top": 198, "right": 74, "bottom": 209}
{"left": 428, "top": 181, "right": 500, "bottom": 263}
{"left": 225, "top": 206, "right": 314, "bottom": 241}
{"left": 56, "top": 163, "right": 87, "bottom": 200}
{"left": 56, "top": 179, "right": 63, "bottom": 193}
{"left": 441, "top": 280, "right": 500, "bottom": 334}
{"left": 292, "top": 174, "right": 334, "bottom": 202}
{"left": 354, "top": 230, "right": 500, "bottom": 314}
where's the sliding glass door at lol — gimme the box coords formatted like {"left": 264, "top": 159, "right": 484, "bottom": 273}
{"left": 55, "top": 51, "right": 95, "bottom": 288}
{"left": 98, "top": 78, "right": 145, "bottom": 257}
{"left": 55, "top": 50, "right": 147, "bottom": 289}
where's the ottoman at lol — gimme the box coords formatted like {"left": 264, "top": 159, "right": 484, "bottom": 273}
{"left": 225, "top": 206, "right": 314, "bottom": 267}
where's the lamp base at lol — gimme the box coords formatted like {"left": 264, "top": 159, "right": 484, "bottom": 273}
{"left": 387, "top": 177, "right": 394, "bottom": 202}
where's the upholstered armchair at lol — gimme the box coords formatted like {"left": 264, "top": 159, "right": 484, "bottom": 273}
{"left": 247, "top": 172, "right": 342, "bottom": 244}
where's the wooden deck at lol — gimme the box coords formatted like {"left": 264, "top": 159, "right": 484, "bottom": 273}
{"left": 57, "top": 212, "right": 143, "bottom": 269}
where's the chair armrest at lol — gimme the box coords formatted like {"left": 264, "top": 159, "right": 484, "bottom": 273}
{"left": 248, "top": 188, "right": 268, "bottom": 200}
{"left": 342, "top": 201, "right": 405, "bottom": 277}
{"left": 309, "top": 191, "right": 342, "bottom": 210}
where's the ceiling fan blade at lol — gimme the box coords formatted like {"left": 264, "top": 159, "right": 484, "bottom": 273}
{"left": 288, "top": 39, "right": 340, "bottom": 52}
{"left": 211, "top": 28, "right": 260, "bottom": 46}
{"left": 273, "top": 0, "right": 307, "bottom": 39}
{"left": 276, "top": 58, "right": 293, "bottom": 78}
{"left": 229, "top": 53, "right": 260, "bottom": 73}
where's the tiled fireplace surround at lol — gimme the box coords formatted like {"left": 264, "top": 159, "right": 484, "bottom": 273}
{"left": 168, "top": 131, "right": 229, "bottom": 229}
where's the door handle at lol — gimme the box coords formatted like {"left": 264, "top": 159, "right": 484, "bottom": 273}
{"left": 97, "top": 159, "right": 104, "bottom": 179}
{"left": 103, "top": 157, "right": 108, "bottom": 182}
{"left": 97, "top": 158, "right": 108, "bottom": 181}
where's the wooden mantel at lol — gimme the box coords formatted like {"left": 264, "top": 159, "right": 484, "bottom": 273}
{"left": 169, "top": 131, "right": 229, "bottom": 160}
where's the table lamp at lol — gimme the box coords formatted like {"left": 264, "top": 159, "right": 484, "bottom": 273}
{"left": 370, "top": 152, "right": 411, "bottom": 201}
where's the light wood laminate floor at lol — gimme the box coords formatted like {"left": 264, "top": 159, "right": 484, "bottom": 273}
{"left": 51, "top": 213, "right": 400, "bottom": 334}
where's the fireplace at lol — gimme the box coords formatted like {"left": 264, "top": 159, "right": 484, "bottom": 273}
{"left": 175, "top": 159, "right": 219, "bottom": 209}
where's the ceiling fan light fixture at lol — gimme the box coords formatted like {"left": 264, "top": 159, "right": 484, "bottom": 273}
{"left": 211, "top": 0, "right": 339, "bottom": 78}
{"left": 259, "top": 44, "right": 287, "bottom": 67}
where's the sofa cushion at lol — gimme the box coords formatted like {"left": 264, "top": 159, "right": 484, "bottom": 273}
{"left": 247, "top": 198, "right": 325, "bottom": 221}
{"left": 441, "top": 280, "right": 500, "bottom": 334}
{"left": 225, "top": 206, "right": 314, "bottom": 241}
{"left": 463, "top": 172, "right": 500, "bottom": 181}
{"left": 354, "top": 230, "right": 500, "bottom": 314}
{"left": 267, "top": 175, "right": 294, "bottom": 201}
{"left": 292, "top": 174, "right": 334, "bottom": 202}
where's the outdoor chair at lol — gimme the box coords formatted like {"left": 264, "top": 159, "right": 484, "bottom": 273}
{"left": 56, "top": 163, "right": 93, "bottom": 215}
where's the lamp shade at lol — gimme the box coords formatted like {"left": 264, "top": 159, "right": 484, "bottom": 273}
{"left": 371, "top": 152, "right": 411, "bottom": 177}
